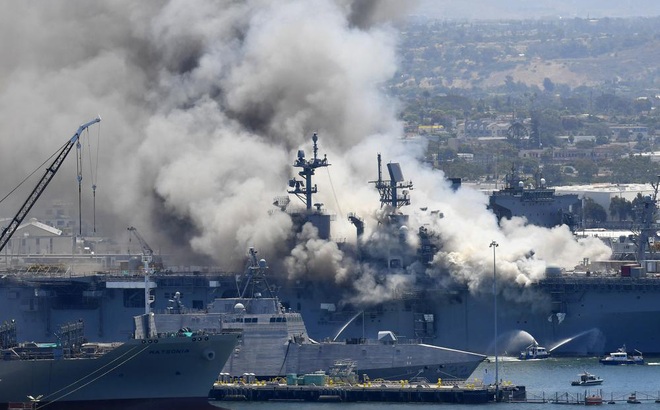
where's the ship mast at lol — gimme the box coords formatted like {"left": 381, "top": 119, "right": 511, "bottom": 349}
{"left": 370, "top": 154, "right": 413, "bottom": 221}
{"left": 239, "top": 247, "right": 275, "bottom": 299}
{"left": 369, "top": 155, "right": 415, "bottom": 270}
{"left": 283, "top": 133, "right": 333, "bottom": 240}
{"left": 635, "top": 176, "right": 660, "bottom": 266}
{"left": 288, "top": 133, "right": 330, "bottom": 211}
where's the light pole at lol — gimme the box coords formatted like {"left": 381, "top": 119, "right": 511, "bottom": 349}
{"left": 489, "top": 240, "right": 499, "bottom": 401}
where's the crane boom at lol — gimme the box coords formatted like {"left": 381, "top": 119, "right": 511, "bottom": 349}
{"left": 127, "top": 226, "right": 154, "bottom": 257}
{"left": 127, "top": 226, "right": 157, "bottom": 315}
{"left": 0, "top": 117, "right": 101, "bottom": 254}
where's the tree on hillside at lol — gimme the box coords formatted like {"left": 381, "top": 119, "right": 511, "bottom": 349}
{"left": 541, "top": 164, "right": 564, "bottom": 186}
{"left": 609, "top": 156, "right": 660, "bottom": 184}
{"left": 573, "top": 159, "right": 599, "bottom": 183}
{"left": 437, "top": 158, "right": 485, "bottom": 181}
{"left": 506, "top": 121, "right": 528, "bottom": 147}
{"left": 543, "top": 77, "right": 555, "bottom": 93}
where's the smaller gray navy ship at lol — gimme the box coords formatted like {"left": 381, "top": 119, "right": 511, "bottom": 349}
{"left": 139, "top": 247, "right": 486, "bottom": 382}
{"left": 488, "top": 167, "right": 580, "bottom": 230}
{"left": 0, "top": 318, "right": 240, "bottom": 410}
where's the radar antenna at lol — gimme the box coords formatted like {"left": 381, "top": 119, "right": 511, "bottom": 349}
{"left": 370, "top": 153, "right": 413, "bottom": 210}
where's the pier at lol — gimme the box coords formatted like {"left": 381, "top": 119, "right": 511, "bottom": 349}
{"left": 555, "top": 391, "right": 660, "bottom": 405}
{"left": 209, "top": 376, "right": 525, "bottom": 404}
{"left": 210, "top": 378, "right": 660, "bottom": 406}
{"left": 505, "top": 390, "right": 660, "bottom": 405}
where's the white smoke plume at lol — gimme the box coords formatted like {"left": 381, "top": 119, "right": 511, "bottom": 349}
{"left": 0, "top": 0, "right": 611, "bottom": 307}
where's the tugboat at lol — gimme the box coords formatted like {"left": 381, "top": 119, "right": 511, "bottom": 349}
{"left": 518, "top": 341, "right": 550, "bottom": 360}
{"left": 571, "top": 371, "right": 604, "bottom": 386}
{"left": 627, "top": 392, "right": 641, "bottom": 404}
{"left": 599, "top": 345, "right": 644, "bottom": 365}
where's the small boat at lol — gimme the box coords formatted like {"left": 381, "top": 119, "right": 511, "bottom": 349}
{"left": 599, "top": 345, "right": 644, "bottom": 365}
{"left": 518, "top": 341, "right": 550, "bottom": 360}
{"left": 571, "top": 371, "right": 604, "bottom": 386}
{"left": 627, "top": 392, "right": 641, "bottom": 404}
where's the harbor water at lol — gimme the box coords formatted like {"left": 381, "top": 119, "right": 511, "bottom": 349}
{"left": 211, "top": 356, "right": 660, "bottom": 410}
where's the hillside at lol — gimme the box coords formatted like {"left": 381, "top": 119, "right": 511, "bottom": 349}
{"left": 396, "top": 17, "right": 660, "bottom": 96}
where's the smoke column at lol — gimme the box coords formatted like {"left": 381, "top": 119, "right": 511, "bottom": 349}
{"left": 0, "top": 0, "right": 611, "bottom": 305}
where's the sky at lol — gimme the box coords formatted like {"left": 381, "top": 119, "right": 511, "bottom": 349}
{"left": 0, "top": 0, "right": 611, "bottom": 306}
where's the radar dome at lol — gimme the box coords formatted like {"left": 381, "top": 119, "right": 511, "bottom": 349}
{"left": 234, "top": 302, "right": 246, "bottom": 313}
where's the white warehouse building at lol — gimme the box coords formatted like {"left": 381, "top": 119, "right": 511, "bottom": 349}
{"left": 555, "top": 183, "right": 655, "bottom": 211}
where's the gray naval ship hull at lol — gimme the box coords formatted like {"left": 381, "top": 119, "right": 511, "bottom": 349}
{"left": 141, "top": 295, "right": 485, "bottom": 382}
{"left": 0, "top": 332, "right": 240, "bottom": 409}
{"left": 285, "top": 274, "right": 660, "bottom": 357}
{"left": 271, "top": 342, "right": 485, "bottom": 381}
{"left": 3, "top": 269, "right": 660, "bottom": 360}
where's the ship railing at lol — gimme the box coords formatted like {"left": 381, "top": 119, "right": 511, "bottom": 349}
{"left": 77, "top": 350, "right": 109, "bottom": 358}
{"left": 539, "top": 275, "right": 660, "bottom": 291}
{"left": 2, "top": 347, "right": 84, "bottom": 360}
{"left": 1, "top": 265, "right": 239, "bottom": 279}
{"left": 325, "top": 337, "right": 427, "bottom": 345}
{"left": 151, "top": 306, "right": 208, "bottom": 315}
{"left": 151, "top": 328, "right": 242, "bottom": 339}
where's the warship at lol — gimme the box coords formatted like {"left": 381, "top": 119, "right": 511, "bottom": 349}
{"left": 255, "top": 138, "right": 660, "bottom": 357}
{"left": 0, "top": 317, "right": 240, "bottom": 410}
{"left": 139, "top": 247, "right": 485, "bottom": 382}
{"left": 2, "top": 132, "right": 660, "bottom": 362}
{"left": 488, "top": 167, "right": 581, "bottom": 231}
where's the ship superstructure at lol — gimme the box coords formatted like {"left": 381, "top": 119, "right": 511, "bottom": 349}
{"left": 278, "top": 132, "right": 333, "bottom": 240}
